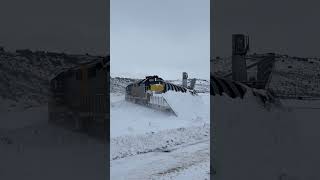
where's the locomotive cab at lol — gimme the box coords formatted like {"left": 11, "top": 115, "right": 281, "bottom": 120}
{"left": 143, "top": 76, "right": 165, "bottom": 93}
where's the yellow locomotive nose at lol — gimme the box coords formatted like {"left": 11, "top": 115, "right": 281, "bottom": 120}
{"left": 150, "top": 84, "right": 164, "bottom": 92}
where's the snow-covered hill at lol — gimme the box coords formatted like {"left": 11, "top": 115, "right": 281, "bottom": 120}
{"left": 269, "top": 56, "right": 320, "bottom": 97}
{"left": 110, "top": 77, "right": 136, "bottom": 94}
{"left": 212, "top": 54, "right": 320, "bottom": 97}
{"left": 0, "top": 49, "right": 104, "bottom": 111}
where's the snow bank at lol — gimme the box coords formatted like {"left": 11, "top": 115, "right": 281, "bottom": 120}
{"left": 162, "top": 91, "right": 209, "bottom": 121}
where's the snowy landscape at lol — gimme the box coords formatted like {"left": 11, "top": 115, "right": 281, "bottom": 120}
{"left": 0, "top": 48, "right": 210, "bottom": 179}
{"left": 3, "top": 46, "right": 320, "bottom": 179}
{"left": 110, "top": 77, "right": 210, "bottom": 179}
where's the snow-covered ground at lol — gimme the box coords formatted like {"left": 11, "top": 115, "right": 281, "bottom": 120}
{"left": 111, "top": 140, "right": 209, "bottom": 180}
{"left": 0, "top": 105, "right": 106, "bottom": 180}
{"left": 110, "top": 79, "right": 210, "bottom": 179}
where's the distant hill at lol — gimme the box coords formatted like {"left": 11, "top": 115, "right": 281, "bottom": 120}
{"left": 0, "top": 48, "right": 105, "bottom": 111}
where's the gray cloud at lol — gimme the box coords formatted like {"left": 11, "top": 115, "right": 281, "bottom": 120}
{"left": 111, "top": 0, "right": 210, "bottom": 80}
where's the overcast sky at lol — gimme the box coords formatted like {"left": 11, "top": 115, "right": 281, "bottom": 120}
{"left": 111, "top": 0, "right": 210, "bottom": 80}
{"left": 213, "top": 0, "right": 320, "bottom": 58}
{"left": 0, "top": 0, "right": 108, "bottom": 56}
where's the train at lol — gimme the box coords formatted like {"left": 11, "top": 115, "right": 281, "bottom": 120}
{"left": 125, "top": 75, "right": 191, "bottom": 115}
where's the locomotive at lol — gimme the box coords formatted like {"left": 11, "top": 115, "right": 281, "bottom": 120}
{"left": 125, "top": 75, "right": 189, "bottom": 115}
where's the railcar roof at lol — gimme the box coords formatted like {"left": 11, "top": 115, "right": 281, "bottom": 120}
{"left": 49, "top": 56, "right": 109, "bottom": 82}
